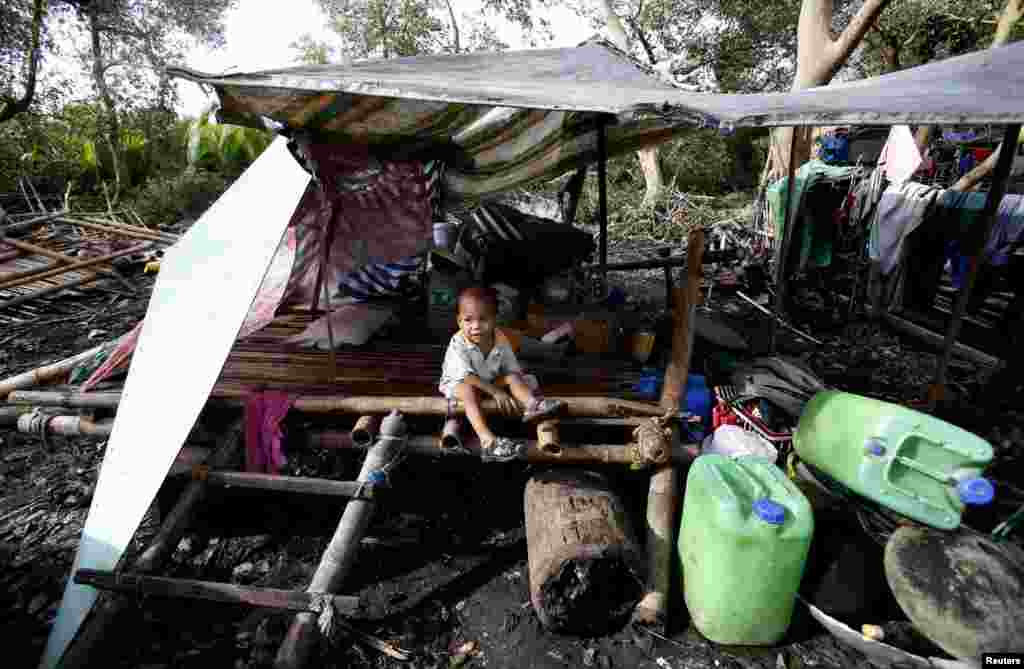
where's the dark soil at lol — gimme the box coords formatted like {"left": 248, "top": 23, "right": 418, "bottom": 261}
{"left": 3, "top": 234, "right": 1023, "bottom": 669}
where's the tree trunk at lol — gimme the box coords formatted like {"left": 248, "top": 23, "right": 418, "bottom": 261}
{"left": 444, "top": 0, "right": 460, "bottom": 53}
{"left": 88, "top": 4, "right": 123, "bottom": 203}
{"left": 599, "top": 0, "right": 665, "bottom": 207}
{"left": 766, "top": 0, "right": 894, "bottom": 182}
{"left": 951, "top": 0, "right": 1023, "bottom": 192}
{"left": 0, "top": 0, "right": 46, "bottom": 124}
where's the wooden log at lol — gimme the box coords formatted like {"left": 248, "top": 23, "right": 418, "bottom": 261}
{"left": 74, "top": 570, "right": 361, "bottom": 616}
{"left": 633, "top": 466, "right": 680, "bottom": 624}
{"left": 0, "top": 344, "right": 109, "bottom": 400}
{"left": 275, "top": 411, "right": 407, "bottom": 669}
{"left": 350, "top": 415, "right": 379, "bottom": 449}
{"left": 524, "top": 469, "right": 644, "bottom": 634}
{"left": 537, "top": 419, "right": 561, "bottom": 456}
{"left": 0, "top": 242, "right": 149, "bottom": 292}
{"left": 59, "top": 420, "right": 245, "bottom": 669}
{"left": 204, "top": 471, "right": 379, "bottom": 499}
{"left": 660, "top": 228, "right": 703, "bottom": 411}
{"left": 305, "top": 431, "right": 690, "bottom": 467}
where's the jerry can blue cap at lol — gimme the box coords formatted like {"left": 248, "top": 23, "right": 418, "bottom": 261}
{"left": 753, "top": 498, "right": 786, "bottom": 525}
{"left": 957, "top": 477, "right": 994, "bottom": 506}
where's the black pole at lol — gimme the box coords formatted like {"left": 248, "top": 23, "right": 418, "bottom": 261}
{"left": 931, "top": 123, "right": 1021, "bottom": 407}
{"left": 597, "top": 116, "right": 609, "bottom": 290}
{"left": 769, "top": 129, "right": 800, "bottom": 354}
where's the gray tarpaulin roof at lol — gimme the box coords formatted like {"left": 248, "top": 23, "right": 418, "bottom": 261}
{"left": 168, "top": 40, "right": 1024, "bottom": 201}
{"left": 169, "top": 39, "right": 1024, "bottom": 129}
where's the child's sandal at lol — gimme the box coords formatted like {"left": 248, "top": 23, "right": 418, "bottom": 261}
{"left": 480, "top": 436, "right": 528, "bottom": 462}
{"left": 522, "top": 397, "right": 566, "bottom": 423}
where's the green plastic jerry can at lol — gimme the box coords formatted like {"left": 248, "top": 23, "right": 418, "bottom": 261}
{"left": 679, "top": 455, "right": 814, "bottom": 646}
{"left": 794, "top": 391, "right": 994, "bottom": 530}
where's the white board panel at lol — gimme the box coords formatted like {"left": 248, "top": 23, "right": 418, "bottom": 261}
{"left": 41, "top": 136, "right": 311, "bottom": 669}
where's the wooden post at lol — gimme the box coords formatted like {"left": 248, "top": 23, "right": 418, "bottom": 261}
{"left": 74, "top": 570, "right": 361, "bottom": 616}
{"left": 930, "top": 123, "right": 1021, "bottom": 409}
{"left": 275, "top": 411, "right": 407, "bottom": 669}
{"left": 770, "top": 129, "right": 800, "bottom": 354}
{"left": 635, "top": 227, "right": 704, "bottom": 628}
{"left": 59, "top": 420, "right": 244, "bottom": 669}
{"left": 597, "top": 116, "right": 609, "bottom": 289}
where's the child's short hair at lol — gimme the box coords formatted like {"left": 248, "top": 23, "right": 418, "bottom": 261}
{"left": 457, "top": 285, "right": 499, "bottom": 314}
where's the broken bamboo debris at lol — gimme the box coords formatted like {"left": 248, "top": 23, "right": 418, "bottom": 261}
{"left": 0, "top": 209, "right": 69, "bottom": 236}
{"left": 350, "top": 415, "right": 380, "bottom": 449}
{"left": 0, "top": 343, "right": 111, "bottom": 400}
{"left": 0, "top": 273, "right": 105, "bottom": 311}
{"left": 0, "top": 235, "right": 136, "bottom": 292}
{"left": 79, "top": 214, "right": 177, "bottom": 240}
{"left": 74, "top": 570, "right": 362, "bottom": 616}
{"left": 305, "top": 431, "right": 684, "bottom": 467}
{"left": 202, "top": 470, "right": 381, "bottom": 499}
{"left": 58, "top": 216, "right": 176, "bottom": 244}
{"left": 59, "top": 420, "right": 245, "bottom": 669}
{"left": 0, "top": 242, "right": 149, "bottom": 291}
{"left": 276, "top": 410, "right": 407, "bottom": 669}
{"left": 0, "top": 259, "right": 58, "bottom": 282}
{"left": 5, "top": 390, "right": 667, "bottom": 418}
{"left": 537, "top": 419, "right": 561, "bottom": 456}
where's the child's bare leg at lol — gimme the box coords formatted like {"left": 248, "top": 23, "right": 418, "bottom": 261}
{"left": 453, "top": 382, "right": 496, "bottom": 446}
{"left": 503, "top": 373, "right": 537, "bottom": 410}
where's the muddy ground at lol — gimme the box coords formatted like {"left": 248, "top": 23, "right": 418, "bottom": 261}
{"left": 2, "top": 234, "right": 1022, "bottom": 669}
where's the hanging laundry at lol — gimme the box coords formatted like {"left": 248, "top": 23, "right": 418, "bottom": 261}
{"left": 245, "top": 391, "right": 296, "bottom": 475}
{"left": 869, "top": 181, "right": 940, "bottom": 275}
{"left": 879, "top": 126, "right": 922, "bottom": 184}
{"left": 984, "top": 195, "right": 1024, "bottom": 266}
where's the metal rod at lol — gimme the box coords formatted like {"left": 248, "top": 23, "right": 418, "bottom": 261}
{"left": 770, "top": 129, "right": 801, "bottom": 353}
{"left": 597, "top": 116, "right": 609, "bottom": 288}
{"left": 931, "top": 123, "right": 1022, "bottom": 408}
{"left": 275, "top": 411, "right": 407, "bottom": 669}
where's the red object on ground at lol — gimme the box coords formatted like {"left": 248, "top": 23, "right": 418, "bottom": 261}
{"left": 712, "top": 402, "right": 739, "bottom": 429}
{"left": 972, "top": 147, "right": 994, "bottom": 162}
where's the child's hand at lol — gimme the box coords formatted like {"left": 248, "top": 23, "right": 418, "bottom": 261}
{"left": 491, "top": 389, "right": 519, "bottom": 416}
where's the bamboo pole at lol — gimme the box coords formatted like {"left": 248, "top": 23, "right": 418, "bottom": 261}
{"left": 930, "top": 124, "right": 1021, "bottom": 409}
{"left": 6, "top": 389, "right": 121, "bottom": 408}
{"left": 0, "top": 209, "right": 68, "bottom": 236}
{"left": 440, "top": 417, "right": 463, "bottom": 450}
{"left": 59, "top": 420, "right": 244, "bottom": 669}
{"left": 276, "top": 411, "right": 407, "bottom": 669}
{"left": 0, "top": 248, "right": 22, "bottom": 263}
{"left": 0, "top": 343, "right": 109, "bottom": 400}
{"left": 74, "top": 570, "right": 361, "bottom": 616}
{"left": 884, "top": 313, "right": 1000, "bottom": 368}
{"left": 204, "top": 471, "right": 379, "bottom": 499}
{"left": 635, "top": 227, "right": 703, "bottom": 628}
{"left": 78, "top": 215, "right": 178, "bottom": 241}
{"left": 305, "top": 431, "right": 686, "bottom": 467}
{"left": 14, "top": 413, "right": 113, "bottom": 438}
{"left": 0, "top": 242, "right": 149, "bottom": 292}
{"left": 0, "top": 260, "right": 58, "bottom": 282}
{"left": 0, "top": 235, "right": 135, "bottom": 291}
{"left": 5, "top": 391, "right": 666, "bottom": 418}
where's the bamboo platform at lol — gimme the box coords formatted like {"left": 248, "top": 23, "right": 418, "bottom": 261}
{"left": 210, "top": 310, "right": 648, "bottom": 400}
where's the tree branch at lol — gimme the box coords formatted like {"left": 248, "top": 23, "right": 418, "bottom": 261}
{"left": 625, "top": 17, "right": 658, "bottom": 65}
{"left": 0, "top": 0, "right": 46, "bottom": 124}
{"left": 826, "top": 0, "right": 894, "bottom": 82}
{"left": 443, "top": 0, "right": 460, "bottom": 53}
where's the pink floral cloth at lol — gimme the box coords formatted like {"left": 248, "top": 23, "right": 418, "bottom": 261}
{"left": 244, "top": 391, "right": 296, "bottom": 474}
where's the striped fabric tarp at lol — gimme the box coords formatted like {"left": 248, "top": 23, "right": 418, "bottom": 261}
{"left": 337, "top": 254, "right": 424, "bottom": 301}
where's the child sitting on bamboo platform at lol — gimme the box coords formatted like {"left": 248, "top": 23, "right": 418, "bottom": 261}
{"left": 438, "top": 285, "right": 565, "bottom": 462}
